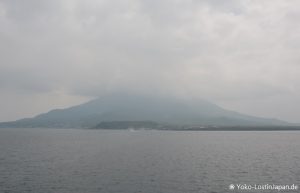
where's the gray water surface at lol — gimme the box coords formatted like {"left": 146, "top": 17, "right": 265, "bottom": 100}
{"left": 0, "top": 128, "right": 299, "bottom": 193}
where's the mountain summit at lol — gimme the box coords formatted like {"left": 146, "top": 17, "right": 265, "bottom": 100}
{"left": 0, "top": 94, "right": 288, "bottom": 128}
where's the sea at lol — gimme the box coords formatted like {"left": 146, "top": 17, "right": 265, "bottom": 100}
{"left": 0, "top": 128, "right": 299, "bottom": 193}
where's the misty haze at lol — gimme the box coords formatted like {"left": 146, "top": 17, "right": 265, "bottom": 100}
{"left": 0, "top": 0, "right": 299, "bottom": 193}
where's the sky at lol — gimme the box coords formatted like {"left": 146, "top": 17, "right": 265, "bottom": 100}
{"left": 0, "top": 0, "right": 299, "bottom": 123}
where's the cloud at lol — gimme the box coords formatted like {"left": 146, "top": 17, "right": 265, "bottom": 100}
{"left": 0, "top": 0, "right": 300, "bottom": 122}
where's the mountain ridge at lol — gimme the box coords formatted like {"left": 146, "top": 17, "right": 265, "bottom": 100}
{"left": 0, "top": 94, "right": 290, "bottom": 128}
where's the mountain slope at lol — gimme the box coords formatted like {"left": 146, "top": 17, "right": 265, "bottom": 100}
{"left": 0, "top": 94, "right": 289, "bottom": 128}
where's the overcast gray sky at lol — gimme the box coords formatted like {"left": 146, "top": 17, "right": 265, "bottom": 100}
{"left": 0, "top": 0, "right": 299, "bottom": 123}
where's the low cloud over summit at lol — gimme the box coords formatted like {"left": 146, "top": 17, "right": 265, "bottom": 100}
{"left": 0, "top": 0, "right": 299, "bottom": 122}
